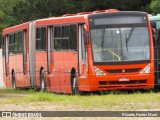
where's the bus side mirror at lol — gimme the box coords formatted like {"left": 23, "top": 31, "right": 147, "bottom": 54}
{"left": 83, "top": 25, "right": 89, "bottom": 44}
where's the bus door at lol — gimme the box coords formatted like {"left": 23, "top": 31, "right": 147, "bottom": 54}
{"left": 23, "top": 30, "right": 28, "bottom": 86}
{"left": 47, "top": 26, "right": 59, "bottom": 92}
{"left": 47, "top": 26, "right": 54, "bottom": 88}
{"left": 47, "top": 27, "right": 53, "bottom": 76}
{"left": 155, "top": 29, "right": 160, "bottom": 87}
{"left": 78, "top": 24, "right": 88, "bottom": 81}
{"left": 5, "top": 35, "right": 9, "bottom": 85}
{"left": 29, "top": 21, "right": 36, "bottom": 87}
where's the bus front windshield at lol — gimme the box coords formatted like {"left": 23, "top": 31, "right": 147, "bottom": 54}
{"left": 91, "top": 26, "right": 150, "bottom": 63}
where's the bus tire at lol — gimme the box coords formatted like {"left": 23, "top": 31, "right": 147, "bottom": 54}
{"left": 12, "top": 72, "right": 16, "bottom": 89}
{"left": 40, "top": 69, "right": 46, "bottom": 92}
{"left": 72, "top": 78, "right": 79, "bottom": 95}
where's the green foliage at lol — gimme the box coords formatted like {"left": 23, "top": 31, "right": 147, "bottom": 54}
{"left": 82, "top": 0, "right": 152, "bottom": 12}
{"left": 150, "top": 0, "right": 160, "bottom": 14}
{"left": 9, "top": 0, "right": 153, "bottom": 24}
{"left": 0, "top": 0, "right": 153, "bottom": 26}
{"left": 0, "top": 0, "right": 23, "bottom": 46}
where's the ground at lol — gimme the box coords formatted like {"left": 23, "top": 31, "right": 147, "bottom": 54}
{"left": 0, "top": 90, "right": 160, "bottom": 119}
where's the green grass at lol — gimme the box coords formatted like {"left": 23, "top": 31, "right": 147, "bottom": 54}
{"left": 0, "top": 88, "right": 160, "bottom": 110}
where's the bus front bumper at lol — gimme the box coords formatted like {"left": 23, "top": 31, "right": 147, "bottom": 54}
{"left": 78, "top": 73, "right": 154, "bottom": 91}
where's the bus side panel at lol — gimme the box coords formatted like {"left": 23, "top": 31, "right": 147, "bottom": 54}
{"left": 63, "top": 51, "right": 78, "bottom": 93}
{"left": 15, "top": 54, "right": 30, "bottom": 88}
{"left": 51, "top": 51, "right": 78, "bottom": 93}
{"left": 15, "top": 54, "right": 23, "bottom": 87}
{"left": 9, "top": 55, "right": 17, "bottom": 86}
{"left": 52, "top": 52, "right": 63, "bottom": 92}
{"left": 35, "top": 51, "right": 47, "bottom": 87}
{"left": 78, "top": 77, "right": 89, "bottom": 91}
{"left": 24, "top": 29, "right": 31, "bottom": 87}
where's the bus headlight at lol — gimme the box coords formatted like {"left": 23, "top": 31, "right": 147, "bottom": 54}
{"left": 94, "top": 66, "right": 106, "bottom": 76}
{"left": 140, "top": 64, "right": 150, "bottom": 74}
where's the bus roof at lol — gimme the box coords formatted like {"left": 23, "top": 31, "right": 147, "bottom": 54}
{"left": 35, "top": 15, "right": 86, "bottom": 26}
{"left": 3, "top": 22, "right": 30, "bottom": 35}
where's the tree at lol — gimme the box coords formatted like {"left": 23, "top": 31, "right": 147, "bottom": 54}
{"left": 150, "top": 0, "right": 160, "bottom": 14}
{"left": 82, "top": 0, "right": 151, "bottom": 12}
{"left": 12, "top": 0, "right": 67, "bottom": 24}
{"left": 11, "top": 0, "right": 152, "bottom": 24}
{"left": 0, "top": 0, "right": 22, "bottom": 46}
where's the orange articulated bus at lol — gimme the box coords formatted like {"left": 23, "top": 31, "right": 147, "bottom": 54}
{"left": 2, "top": 9, "right": 155, "bottom": 94}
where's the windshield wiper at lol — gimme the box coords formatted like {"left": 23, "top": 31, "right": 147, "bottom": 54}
{"left": 125, "top": 26, "right": 135, "bottom": 51}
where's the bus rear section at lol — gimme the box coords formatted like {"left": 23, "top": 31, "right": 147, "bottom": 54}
{"left": 78, "top": 11, "right": 155, "bottom": 92}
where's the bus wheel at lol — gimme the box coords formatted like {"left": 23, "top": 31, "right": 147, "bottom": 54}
{"left": 12, "top": 72, "right": 16, "bottom": 89}
{"left": 72, "top": 78, "right": 79, "bottom": 95}
{"left": 40, "top": 69, "right": 46, "bottom": 92}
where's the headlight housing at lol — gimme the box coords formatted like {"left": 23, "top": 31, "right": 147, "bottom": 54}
{"left": 140, "top": 64, "right": 150, "bottom": 74}
{"left": 94, "top": 66, "right": 106, "bottom": 76}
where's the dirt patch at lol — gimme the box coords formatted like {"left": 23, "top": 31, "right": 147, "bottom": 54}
{"left": 0, "top": 102, "right": 83, "bottom": 111}
{"left": 0, "top": 93, "right": 81, "bottom": 111}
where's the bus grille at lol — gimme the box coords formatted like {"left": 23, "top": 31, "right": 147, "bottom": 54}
{"left": 109, "top": 80, "right": 146, "bottom": 84}
{"left": 106, "top": 68, "right": 141, "bottom": 73}
{"left": 99, "top": 80, "right": 147, "bottom": 86}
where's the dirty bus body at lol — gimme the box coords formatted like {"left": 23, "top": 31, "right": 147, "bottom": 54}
{"left": 2, "top": 9, "right": 154, "bottom": 94}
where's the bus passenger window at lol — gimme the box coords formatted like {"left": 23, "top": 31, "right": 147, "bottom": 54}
{"left": 62, "top": 26, "right": 69, "bottom": 37}
{"left": 41, "top": 27, "right": 46, "bottom": 51}
{"left": 54, "top": 39, "right": 62, "bottom": 50}
{"left": 15, "top": 33, "right": 18, "bottom": 53}
{"left": 9, "top": 34, "right": 15, "bottom": 54}
{"left": 55, "top": 27, "right": 61, "bottom": 38}
{"left": 36, "top": 27, "right": 46, "bottom": 51}
{"left": 62, "top": 26, "right": 69, "bottom": 50}
{"left": 62, "top": 39, "right": 69, "bottom": 50}
{"left": 70, "top": 25, "right": 77, "bottom": 51}
{"left": 54, "top": 25, "right": 76, "bottom": 51}
{"left": 36, "top": 28, "right": 41, "bottom": 51}
{"left": 18, "top": 32, "right": 23, "bottom": 53}
{"left": 54, "top": 26, "right": 62, "bottom": 51}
